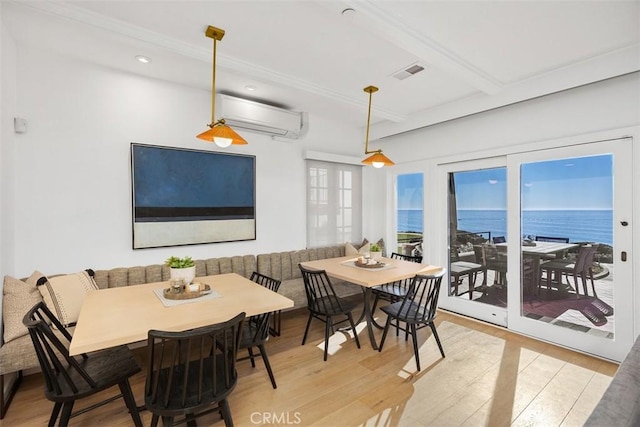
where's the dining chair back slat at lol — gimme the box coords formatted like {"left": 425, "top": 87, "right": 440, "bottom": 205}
{"left": 145, "top": 312, "right": 245, "bottom": 427}
{"left": 23, "top": 302, "right": 143, "bottom": 427}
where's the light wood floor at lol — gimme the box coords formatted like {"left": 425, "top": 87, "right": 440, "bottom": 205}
{"left": 0, "top": 303, "right": 618, "bottom": 427}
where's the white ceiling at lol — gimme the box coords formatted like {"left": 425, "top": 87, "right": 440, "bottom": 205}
{"left": 3, "top": 0, "right": 639, "bottom": 140}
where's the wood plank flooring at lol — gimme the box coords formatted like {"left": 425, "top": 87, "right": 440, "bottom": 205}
{"left": 0, "top": 303, "right": 618, "bottom": 426}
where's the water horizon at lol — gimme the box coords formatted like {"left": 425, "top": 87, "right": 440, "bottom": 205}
{"left": 398, "top": 209, "right": 613, "bottom": 245}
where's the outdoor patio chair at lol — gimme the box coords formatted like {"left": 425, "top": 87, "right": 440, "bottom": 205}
{"left": 538, "top": 245, "right": 598, "bottom": 298}
{"left": 449, "top": 247, "right": 486, "bottom": 299}
{"left": 474, "top": 244, "right": 507, "bottom": 286}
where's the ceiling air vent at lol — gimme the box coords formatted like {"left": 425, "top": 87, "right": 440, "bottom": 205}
{"left": 392, "top": 63, "right": 425, "bottom": 80}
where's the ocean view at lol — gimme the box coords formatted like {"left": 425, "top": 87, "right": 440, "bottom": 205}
{"left": 398, "top": 209, "right": 613, "bottom": 245}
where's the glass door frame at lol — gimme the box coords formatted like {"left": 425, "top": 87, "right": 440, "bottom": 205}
{"left": 506, "top": 138, "right": 634, "bottom": 361}
{"left": 436, "top": 156, "right": 509, "bottom": 327}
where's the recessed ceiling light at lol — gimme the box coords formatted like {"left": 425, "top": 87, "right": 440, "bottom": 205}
{"left": 244, "top": 85, "right": 256, "bottom": 91}
{"left": 135, "top": 55, "right": 152, "bottom": 64}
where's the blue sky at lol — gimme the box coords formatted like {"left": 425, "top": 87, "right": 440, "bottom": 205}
{"left": 397, "top": 155, "right": 613, "bottom": 211}
{"left": 397, "top": 173, "right": 424, "bottom": 210}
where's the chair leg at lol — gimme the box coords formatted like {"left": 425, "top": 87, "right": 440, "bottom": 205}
{"left": 161, "top": 416, "right": 173, "bottom": 427}
{"left": 301, "top": 312, "right": 313, "bottom": 345}
{"left": 247, "top": 347, "right": 256, "bottom": 368}
{"left": 378, "top": 316, "right": 393, "bottom": 352}
{"left": 186, "top": 413, "right": 197, "bottom": 427}
{"left": 118, "top": 380, "right": 143, "bottom": 427}
{"left": 323, "top": 316, "right": 332, "bottom": 361}
{"left": 429, "top": 322, "right": 446, "bottom": 358}
{"left": 48, "top": 402, "right": 63, "bottom": 427}
{"left": 151, "top": 414, "right": 160, "bottom": 427}
{"left": 58, "top": 401, "right": 74, "bottom": 427}
{"left": 258, "top": 344, "right": 277, "bottom": 389}
{"left": 0, "top": 371, "right": 23, "bottom": 419}
{"left": 410, "top": 324, "right": 421, "bottom": 372}
{"left": 220, "top": 398, "right": 234, "bottom": 427}
{"left": 346, "top": 313, "right": 361, "bottom": 349}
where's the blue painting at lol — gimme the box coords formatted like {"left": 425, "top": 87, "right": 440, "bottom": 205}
{"left": 131, "top": 143, "right": 256, "bottom": 248}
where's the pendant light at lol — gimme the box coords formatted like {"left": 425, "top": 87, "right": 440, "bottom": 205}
{"left": 361, "top": 85, "right": 394, "bottom": 168}
{"left": 196, "top": 26, "right": 247, "bottom": 147}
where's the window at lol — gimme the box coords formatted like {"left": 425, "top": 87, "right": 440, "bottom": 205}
{"left": 306, "top": 160, "right": 362, "bottom": 247}
{"left": 396, "top": 173, "right": 424, "bottom": 256}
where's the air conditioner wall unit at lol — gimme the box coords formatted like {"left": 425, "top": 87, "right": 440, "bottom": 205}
{"left": 216, "top": 94, "right": 305, "bottom": 139}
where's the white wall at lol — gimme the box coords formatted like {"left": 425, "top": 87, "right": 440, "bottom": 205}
{"left": 385, "top": 73, "right": 640, "bottom": 162}
{"left": 2, "top": 45, "right": 363, "bottom": 277}
{"left": 0, "top": 15, "right": 18, "bottom": 323}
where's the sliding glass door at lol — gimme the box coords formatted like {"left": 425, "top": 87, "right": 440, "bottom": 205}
{"left": 439, "top": 138, "right": 633, "bottom": 360}
{"left": 441, "top": 157, "right": 509, "bottom": 326}
{"left": 507, "top": 139, "right": 633, "bottom": 361}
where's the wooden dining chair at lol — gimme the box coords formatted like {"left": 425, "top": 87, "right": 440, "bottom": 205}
{"left": 250, "top": 271, "right": 282, "bottom": 337}
{"left": 378, "top": 269, "right": 446, "bottom": 372}
{"left": 298, "top": 265, "right": 361, "bottom": 361}
{"left": 145, "top": 312, "right": 245, "bottom": 427}
{"left": 242, "top": 272, "right": 282, "bottom": 388}
{"left": 22, "top": 302, "right": 142, "bottom": 427}
{"left": 371, "top": 252, "right": 423, "bottom": 314}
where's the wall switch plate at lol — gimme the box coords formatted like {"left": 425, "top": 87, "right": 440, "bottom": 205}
{"left": 14, "top": 117, "right": 27, "bottom": 133}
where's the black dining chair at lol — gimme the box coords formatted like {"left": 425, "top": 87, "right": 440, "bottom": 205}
{"left": 22, "top": 302, "right": 143, "bottom": 427}
{"left": 298, "top": 265, "right": 361, "bottom": 361}
{"left": 145, "top": 312, "right": 245, "bottom": 427}
{"left": 242, "top": 272, "right": 282, "bottom": 389}
{"left": 250, "top": 271, "right": 282, "bottom": 337}
{"left": 371, "top": 252, "right": 423, "bottom": 315}
{"left": 378, "top": 268, "right": 446, "bottom": 372}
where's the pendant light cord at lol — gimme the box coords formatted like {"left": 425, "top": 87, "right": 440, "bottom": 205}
{"left": 211, "top": 38, "right": 217, "bottom": 125}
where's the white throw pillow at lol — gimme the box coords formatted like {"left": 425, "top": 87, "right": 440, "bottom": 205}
{"left": 345, "top": 242, "right": 371, "bottom": 256}
{"left": 37, "top": 270, "right": 99, "bottom": 327}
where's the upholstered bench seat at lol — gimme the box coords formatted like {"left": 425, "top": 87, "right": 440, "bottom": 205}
{"left": 0, "top": 245, "right": 353, "bottom": 418}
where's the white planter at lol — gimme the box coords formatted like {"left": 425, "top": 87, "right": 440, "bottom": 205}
{"left": 370, "top": 251, "right": 382, "bottom": 260}
{"left": 170, "top": 266, "right": 196, "bottom": 285}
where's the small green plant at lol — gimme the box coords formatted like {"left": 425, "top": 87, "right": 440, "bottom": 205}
{"left": 370, "top": 243, "right": 381, "bottom": 252}
{"left": 164, "top": 256, "right": 195, "bottom": 269}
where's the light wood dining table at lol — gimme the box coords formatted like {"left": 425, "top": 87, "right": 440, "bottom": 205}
{"left": 69, "top": 273, "right": 294, "bottom": 356}
{"left": 299, "top": 255, "right": 442, "bottom": 350}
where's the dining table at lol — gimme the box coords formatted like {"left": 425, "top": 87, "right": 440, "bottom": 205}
{"left": 299, "top": 255, "right": 442, "bottom": 350}
{"left": 69, "top": 272, "right": 294, "bottom": 356}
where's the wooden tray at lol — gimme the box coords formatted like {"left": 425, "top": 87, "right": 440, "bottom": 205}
{"left": 354, "top": 260, "right": 385, "bottom": 269}
{"left": 163, "top": 283, "right": 211, "bottom": 300}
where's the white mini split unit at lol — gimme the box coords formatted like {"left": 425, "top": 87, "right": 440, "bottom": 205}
{"left": 216, "top": 94, "right": 306, "bottom": 140}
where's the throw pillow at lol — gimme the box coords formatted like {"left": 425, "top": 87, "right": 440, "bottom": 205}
{"left": 376, "top": 238, "right": 387, "bottom": 257}
{"left": 37, "top": 270, "right": 99, "bottom": 327}
{"left": 345, "top": 242, "right": 371, "bottom": 256}
{"left": 2, "top": 271, "right": 44, "bottom": 343}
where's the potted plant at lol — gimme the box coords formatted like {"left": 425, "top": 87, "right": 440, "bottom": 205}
{"left": 165, "top": 256, "right": 196, "bottom": 285}
{"left": 369, "top": 243, "right": 382, "bottom": 260}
